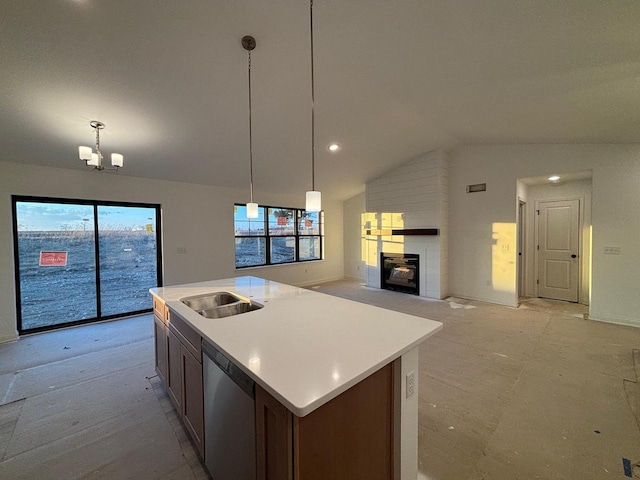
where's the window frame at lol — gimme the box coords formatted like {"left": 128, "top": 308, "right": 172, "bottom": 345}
{"left": 234, "top": 203, "right": 323, "bottom": 269}
{"left": 11, "top": 195, "right": 163, "bottom": 334}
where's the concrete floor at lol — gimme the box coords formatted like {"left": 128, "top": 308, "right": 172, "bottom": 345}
{"left": 0, "top": 279, "right": 638, "bottom": 479}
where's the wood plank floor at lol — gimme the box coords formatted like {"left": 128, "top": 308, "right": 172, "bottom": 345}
{"left": 0, "top": 280, "right": 639, "bottom": 479}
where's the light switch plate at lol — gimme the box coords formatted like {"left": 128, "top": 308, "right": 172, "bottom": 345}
{"left": 406, "top": 371, "right": 415, "bottom": 398}
{"left": 604, "top": 246, "right": 620, "bottom": 255}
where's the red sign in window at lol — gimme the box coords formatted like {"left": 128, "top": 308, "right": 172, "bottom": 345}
{"left": 39, "top": 251, "right": 68, "bottom": 266}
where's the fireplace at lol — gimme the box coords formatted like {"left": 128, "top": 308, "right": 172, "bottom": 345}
{"left": 381, "top": 253, "right": 419, "bottom": 295}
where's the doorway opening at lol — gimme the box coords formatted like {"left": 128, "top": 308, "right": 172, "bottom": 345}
{"left": 517, "top": 171, "right": 592, "bottom": 307}
{"left": 12, "top": 196, "right": 162, "bottom": 334}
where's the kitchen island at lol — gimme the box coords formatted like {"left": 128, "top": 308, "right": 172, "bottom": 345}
{"left": 150, "top": 276, "right": 442, "bottom": 480}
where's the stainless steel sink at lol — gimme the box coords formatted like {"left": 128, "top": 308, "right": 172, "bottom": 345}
{"left": 180, "top": 292, "right": 263, "bottom": 319}
{"left": 198, "top": 301, "right": 263, "bottom": 319}
{"left": 181, "top": 292, "right": 243, "bottom": 310}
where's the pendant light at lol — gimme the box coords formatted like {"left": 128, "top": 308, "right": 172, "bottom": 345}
{"left": 243, "top": 35, "right": 259, "bottom": 218}
{"left": 305, "top": 0, "right": 321, "bottom": 212}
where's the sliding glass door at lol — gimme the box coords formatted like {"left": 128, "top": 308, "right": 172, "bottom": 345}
{"left": 12, "top": 197, "right": 162, "bottom": 334}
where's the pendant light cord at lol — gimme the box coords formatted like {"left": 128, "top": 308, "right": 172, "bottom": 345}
{"left": 248, "top": 49, "right": 254, "bottom": 204}
{"left": 310, "top": 0, "right": 315, "bottom": 192}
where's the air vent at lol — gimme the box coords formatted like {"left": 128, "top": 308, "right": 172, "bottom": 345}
{"left": 466, "top": 183, "right": 487, "bottom": 193}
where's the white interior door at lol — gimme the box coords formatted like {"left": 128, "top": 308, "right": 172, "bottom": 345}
{"left": 537, "top": 199, "right": 580, "bottom": 302}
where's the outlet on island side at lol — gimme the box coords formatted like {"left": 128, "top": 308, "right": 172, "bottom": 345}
{"left": 406, "top": 371, "right": 415, "bottom": 398}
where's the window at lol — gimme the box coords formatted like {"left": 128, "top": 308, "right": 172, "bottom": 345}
{"left": 234, "top": 204, "right": 323, "bottom": 268}
{"left": 12, "top": 196, "right": 162, "bottom": 334}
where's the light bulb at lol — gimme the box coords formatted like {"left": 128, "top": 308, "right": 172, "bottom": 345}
{"left": 305, "top": 190, "right": 321, "bottom": 212}
{"left": 79, "top": 146, "right": 92, "bottom": 161}
{"left": 246, "top": 202, "right": 259, "bottom": 218}
{"left": 111, "top": 153, "right": 123, "bottom": 168}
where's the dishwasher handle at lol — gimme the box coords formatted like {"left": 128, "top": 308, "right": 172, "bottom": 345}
{"left": 203, "top": 340, "right": 255, "bottom": 398}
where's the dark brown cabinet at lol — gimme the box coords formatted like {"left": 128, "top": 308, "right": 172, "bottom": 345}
{"left": 255, "top": 362, "right": 395, "bottom": 480}
{"left": 153, "top": 315, "right": 167, "bottom": 385}
{"left": 167, "top": 329, "right": 183, "bottom": 412}
{"left": 255, "top": 385, "right": 293, "bottom": 480}
{"left": 181, "top": 344, "right": 204, "bottom": 455}
{"left": 151, "top": 294, "right": 204, "bottom": 460}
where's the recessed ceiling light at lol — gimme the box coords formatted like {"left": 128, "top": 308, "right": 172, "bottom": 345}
{"left": 328, "top": 143, "right": 340, "bottom": 152}
{"left": 548, "top": 175, "right": 560, "bottom": 182}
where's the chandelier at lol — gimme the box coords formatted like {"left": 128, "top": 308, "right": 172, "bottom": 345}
{"left": 78, "top": 121, "right": 123, "bottom": 171}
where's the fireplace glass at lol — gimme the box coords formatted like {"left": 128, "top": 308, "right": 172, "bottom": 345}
{"left": 381, "top": 253, "right": 419, "bottom": 295}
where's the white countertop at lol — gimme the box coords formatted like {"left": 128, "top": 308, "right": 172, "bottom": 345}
{"left": 150, "top": 276, "right": 442, "bottom": 417}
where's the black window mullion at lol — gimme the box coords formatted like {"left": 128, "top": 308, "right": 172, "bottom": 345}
{"left": 93, "top": 204, "right": 102, "bottom": 318}
{"left": 264, "top": 207, "right": 270, "bottom": 264}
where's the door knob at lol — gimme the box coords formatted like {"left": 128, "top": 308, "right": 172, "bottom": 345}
{"left": 571, "top": 254, "right": 577, "bottom": 258}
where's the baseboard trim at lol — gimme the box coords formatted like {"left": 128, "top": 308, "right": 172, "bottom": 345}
{"left": 587, "top": 313, "right": 639, "bottom": 328}
{"left": 296, "top": 275, "right": 346, "bottom": 288}
{"left": 0, "top": 332, "right": 18, "bottom": 344}
{"left": 343, "top": 275, "right": 366, "bottom": 282}
{"left": 447, "top": 293, "right": 518, "bottom": 308}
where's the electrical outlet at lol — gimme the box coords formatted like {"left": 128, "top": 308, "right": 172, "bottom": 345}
{"left": 406, "top": 371, "right": 415, "bottom": 398}
{"left": 604, "top": 246, "right": 620, "bottom": 255}
{"left": 176, "top": 247, "right": 187, "bottom": 254}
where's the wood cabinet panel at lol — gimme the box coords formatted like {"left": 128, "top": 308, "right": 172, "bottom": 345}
{"left": 153, "top": 315, "right": 167, "bottom": 385}
{"left": 153, "top": 296, "right": 165, "bottom": 322}
{"left": 294, "top": 363, "right": 394, "bottom": 480}
{"left": 168, "top": 311, "right": 201, "bottom": 361}
{"left": 182, "top": 344, "right": 204, "bottom": 458}
{"left": 255, "top": 385, "right": 293, "bottom": 480}
{"left": 167, "top": 329, "right": 183, "bottom": 412}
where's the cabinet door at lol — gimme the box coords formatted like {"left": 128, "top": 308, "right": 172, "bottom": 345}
{"left": 294, "top": 363, "right": 394, "bottom": 480}
{"left": 255, "top": 385, "right": 293, "bottom": 480}
{"left": 182, "top": 345, "right": 204, "bottom": 458}
{"left": 153, "top": 296, "right": 165, "bottom": 320}
{"left": 167, "top": 329, "right": 183, "bottom": 412}
{"left": 153, "top": 315, "right": 167, "bottom": 385}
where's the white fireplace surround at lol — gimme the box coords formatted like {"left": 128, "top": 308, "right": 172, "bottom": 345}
{"left": 364, "top": 150, "right": 448, "bottom": 300}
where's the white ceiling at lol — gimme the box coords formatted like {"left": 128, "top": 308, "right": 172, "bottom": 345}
{"left": 2, "top": 1, "right": 639, "bottom": 201}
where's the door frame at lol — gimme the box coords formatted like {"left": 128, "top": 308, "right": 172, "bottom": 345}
{"left": 517, "top": 198, "right": 526, "bottom": 300}
{"left": 534, "top": 196, "right": 584, "bottom": 303}
{"left": 11, "top": 195, "right": 163, "bottom": 334}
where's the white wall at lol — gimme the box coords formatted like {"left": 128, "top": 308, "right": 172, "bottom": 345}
{"left": 449, "top": 145, "right": 640, "bottom": 327}
{"left": 365, "top": 150, "right": 448, "bottom": 299}
{"left": 0, "top": 161, "right": 344, "bottom": 342}
{"left": 524, "top": 179, "right": 592, "bottom": 304}
{"left": 343, "top": 192, "right": 366, "bottom": 281}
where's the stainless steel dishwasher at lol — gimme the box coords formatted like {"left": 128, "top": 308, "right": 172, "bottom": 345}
{"left": 203, "top": 340, "right": 256, "bottom": 480}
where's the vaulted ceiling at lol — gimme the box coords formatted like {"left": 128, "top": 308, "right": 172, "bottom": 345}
{"left": 2, "top": 1, "right": 639, "bottom": 201}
